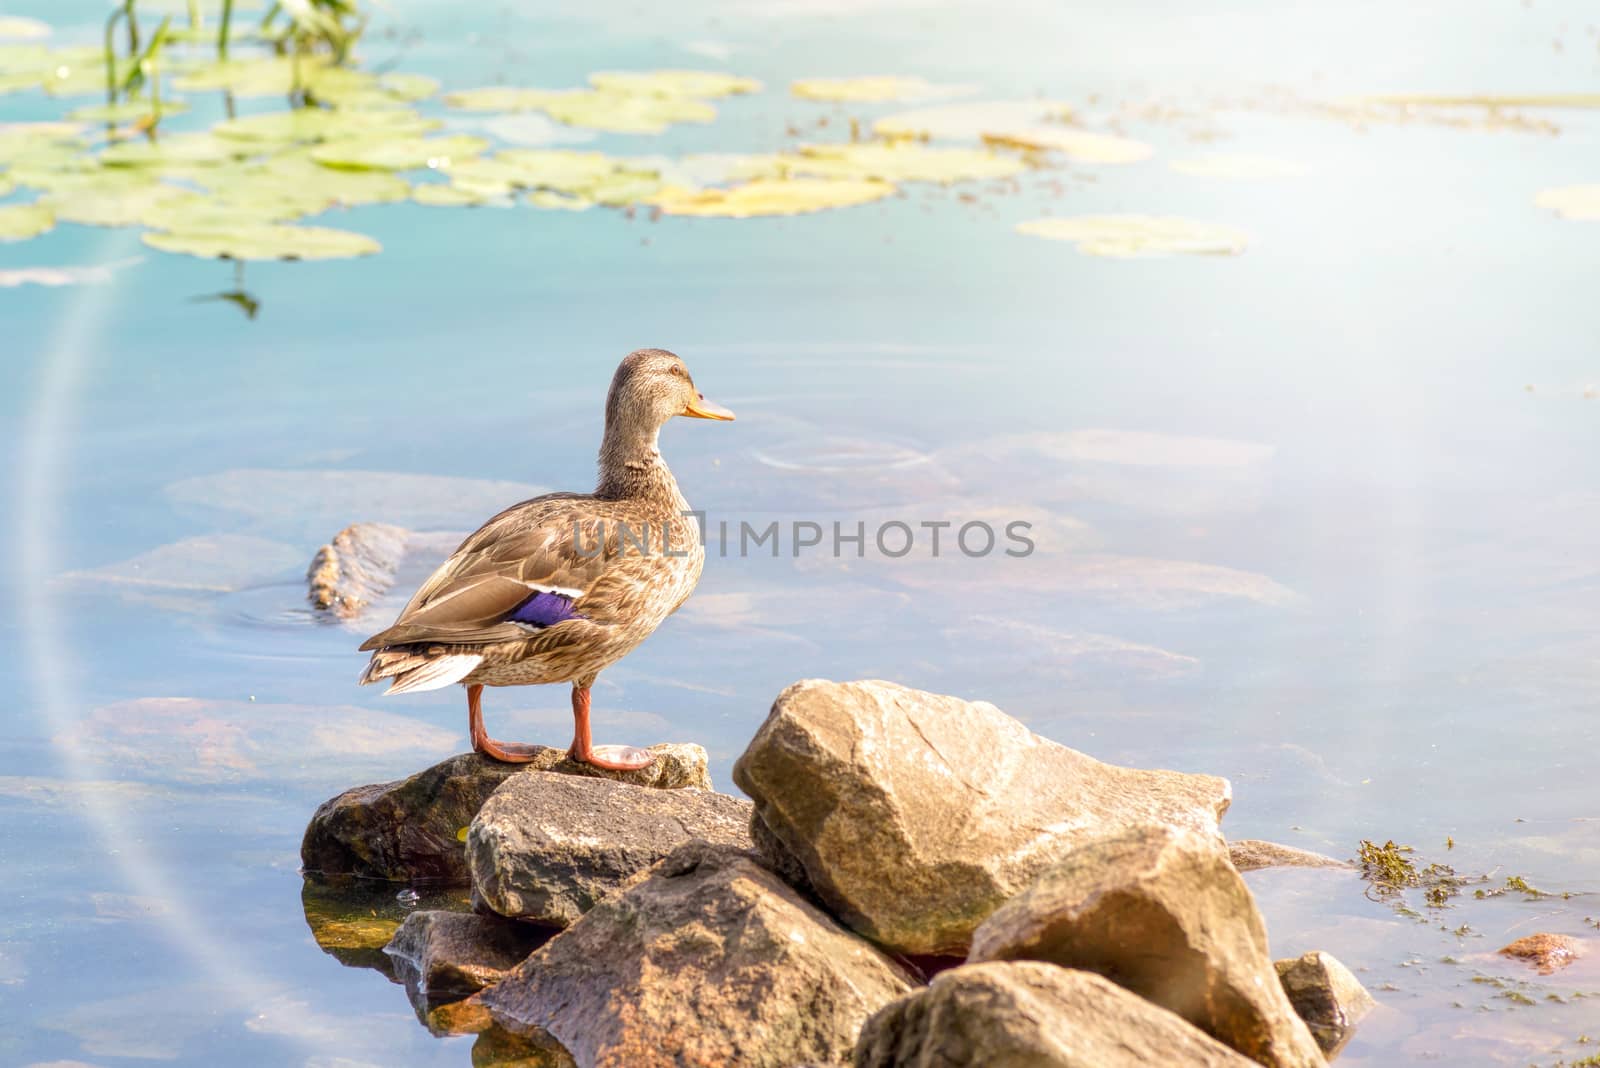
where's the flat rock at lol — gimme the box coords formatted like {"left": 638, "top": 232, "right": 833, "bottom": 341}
{"left": 1230, "top": 840, "right": 1349, "bottom": 873}
{"left": 1497, "top": 932, "right": 1581, "bottom": 975}
{"left": 479, "top": 841, "right": 915, "bottom": 1068}
{"left": 468, "top": 774, "right": 754, "bottom": 925}
{"left": 301, "top": 745, "right": 711, "bottom": 884}
{"left": 385, "top": 909, "right": 547, "bottom": 1000}
{"left": 1275, "top": 951, "right": 1376, "bottom": 1057}
{"left": 968, "top": 824, "right": 1326, "bottom": 1068}
{"left": 307, "top": 521, "right": 409, "bottom": 618}
{"left": 854, "top": 961, "right": 1257, "bottom": 1068}
{"left": 732, "top": 679, "right": 1231, "bottom": 955}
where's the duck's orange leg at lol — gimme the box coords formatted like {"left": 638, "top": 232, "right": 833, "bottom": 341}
{"left": 468, "top": 683, "right": 540, "bottom": 763}
{"left": 568, "top": 685, "right": 654, "bottom": 771}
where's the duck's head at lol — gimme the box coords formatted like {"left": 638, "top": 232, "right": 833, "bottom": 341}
{"left": 606, "top": 348, "right": 735, "bottom": 432}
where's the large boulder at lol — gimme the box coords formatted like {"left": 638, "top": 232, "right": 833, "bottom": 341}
{"left": 732, "top": 679, "right": 1231, "bottom": 955}
{"left": 1275, "top": 951, "right": 1375, "bottom": 1058}
{"left": 468, "top": 774, "right": 754, "bottom": 925}
{"left": 384, "top": 909, "right": 547, "bottom": 1001}
{"left": 478, "top": 841, "right": 915, "bottom": 1068}
{"left": 968, "top": 824, "right": 1325, "bottom": 1068}
{"left": 301, "top": 746, "right": 711, "bottom": 883}
{"left": 854, "top": 961, "right": 1257, "bottom": 1068}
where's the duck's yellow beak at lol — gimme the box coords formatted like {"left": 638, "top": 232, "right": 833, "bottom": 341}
{"left": 683, "top": 392, "right": 735, "bottom": 421}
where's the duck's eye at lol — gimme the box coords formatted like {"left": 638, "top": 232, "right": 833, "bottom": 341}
{"left": 669, "top": 365, "right": 687, "bottom": 378}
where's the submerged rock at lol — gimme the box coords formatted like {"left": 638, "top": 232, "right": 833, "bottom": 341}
{"left": 307, "top": 521, "right": 409, "bottom": 618}
{"left": 468, "top": 773, "right": 754, "bottom": 925}
{"left": 479, "top": 841, "right": 915, "bottom": 1068}
{"left": 1229, "top": 840, "right": 1349, "bottom": 873}
{"left": 968, "top": 825, "right": 1325, "bottom": 1068}
{"left": 854, "top": 961, "right": 1256, "bottom": 1068}
{"left": 1497, "top": 932, "right": 1581, "bottom": 975}
{"left": 385, "top": 910, "right": 548, "bottom": 1001}
{"left": 301, "top": 745, "right": 710, "bottom": 884}
{"left": 1275, "top": 951, "right": 1376, "bottom": 1057}
{"left": 732, "top": 679, "right": 1231, "bottom": 955}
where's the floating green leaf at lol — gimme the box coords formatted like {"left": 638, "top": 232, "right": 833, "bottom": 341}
{"left": 1169, "top": 154, "right": 1310, "bottom": 179}
{"left": 0, "top": 17, "right": 51, "bottom": 41}
{"left": 875, "top": 99, "right": 1076, "bottom": 140}
{"left": 528, "top": 190, "right": 592, "bottom": 211}
{"left": 377, "top": 73, "right": 440, "bottom": 102}
{"left": 1016, "top": 214, "right": 1248, "bottom": 258}
{"left": 213, "top": 107, "right": 438, "bottom": 145}
{"left": 1534, "top": 185, "right": 1600, "bottom": 221}
{"left": 412, "top": 182, "right": 497, "bottom": 207}
{"left": 0, "top": 122, "right": 85, "bottom": 165}
{"left": 142, "top": 222, "right": 380, "bottom": 260}
{"left": 587, "top": 70, "right": 760, "bottom": 98}
{"left": 790, "top": 76, "right": 970, "bottom": 103}
{"left": 444, "top": 87, "right": 717, "bottom": 133}
{"left": 138, "top": 189, "right": 307, "bottom": 230}
{"left": 195, "top": 152, "right": 411, "bottom": 213}
{"left": 783, "top": 142, "right": 1025, "bottom": 183}
{"left": 100, "top": 132, "right": 242, "bottom": 168}
{"left": 0, "top": 174, "right": 12, "bottom": 197}
{"left": 308, "top": 134, "right": 488, "bottom": 172}
{"left": 652, "top": 177, "right": 895, "bottom": 218}
{"left": 46, "top": 182, "right": 188, "bottom": 227}
{"left": 9, "top": 163, "right": 157, "bottom": 195}
{"left": 68, "top": 99, "right": 191, "bottom": 123}
{"left": 174, "top": 56, "right": 331, "bottom": 97}
{"left": 0, "top": 201, "right": 54, "bottom": 241}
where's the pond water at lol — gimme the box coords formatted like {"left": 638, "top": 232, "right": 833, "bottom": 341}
{"left": 4, "top": 0, "right": 1599, "bottom": 1064}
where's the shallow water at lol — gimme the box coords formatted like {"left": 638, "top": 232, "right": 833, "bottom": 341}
{"left": 4, "top": 1, "right": 1600, "bottom": 1064}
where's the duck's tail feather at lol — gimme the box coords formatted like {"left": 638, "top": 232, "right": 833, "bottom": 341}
{"left": 359, "top": 649, "right": 484, "bottom": 694}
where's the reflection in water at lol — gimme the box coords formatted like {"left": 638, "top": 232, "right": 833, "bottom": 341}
{"left": 190, "top": 263, "right": 260, "bottom": 319}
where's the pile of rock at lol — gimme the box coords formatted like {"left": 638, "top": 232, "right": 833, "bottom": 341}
{"left": 302, "top": 678, "right": 1371, "bottom": 1067}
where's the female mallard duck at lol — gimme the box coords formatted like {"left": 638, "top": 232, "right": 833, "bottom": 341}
{"left": 357, "top": 349, "right": 734, "bottom": 771}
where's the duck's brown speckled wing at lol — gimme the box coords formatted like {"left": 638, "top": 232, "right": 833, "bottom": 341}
{"left": 358, "top": 492, "right": 619, "bottom": 650}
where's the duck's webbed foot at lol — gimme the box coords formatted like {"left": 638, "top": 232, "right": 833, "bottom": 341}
{"left": 568, "top": 686, "right": 656, "bottom": 771}
{"left": 467, "top": 683, "right": 541, "bottom": 764}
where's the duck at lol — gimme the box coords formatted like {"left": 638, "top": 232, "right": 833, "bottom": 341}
{"left": 357, "top": 348, "right": 734, "bottom": 770}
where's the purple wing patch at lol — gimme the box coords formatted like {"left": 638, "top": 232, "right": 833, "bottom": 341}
{"left": 507, "top": 589, "right": 583, "bottom": 629}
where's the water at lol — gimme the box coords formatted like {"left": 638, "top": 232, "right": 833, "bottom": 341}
{"left": 4, "top": 1, "right": 1599, "bottom": 1064}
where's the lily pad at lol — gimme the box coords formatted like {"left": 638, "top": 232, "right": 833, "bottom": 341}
{"left": 376, "top": 73, "right": 440, "bottom": 102}
{"left": 308, "top": 133, "right": 488, "bottom": 171}
{"left": 0, "top": 174, "right": 11, "bottom": 197}
{"left": 0, "top": 17, "right": 51, "bottom": 40}
{"left": 790, "top": 76, "right": 970, "bottom": 103}
{"left": 213, "top": 106, "right": 438, "bottom": 145}
{"left": 445, "top": 86, "right": 716, "bottom": 133}
{"left": 784, "top": 142, "right": 1025, "bottom": 183}
{"left": 0, "top": 69, "right": 44, "bottom": 93}
{"left": 1016, "top": 214, "right": 1248, "bottom": 258}
{"left": 988, "top": 126, "right": 1151, "bottom": 162}
{"left": 42, "top": 54, "right": 125, "bottom": 98}
{"left": 0, "top": 122, "right": 84, "bottom": 165}
{"left": 196, "top": 152, "right": 411, "bottom": 212}
{"left": 46, "top": 182, "right": 189, "bottom": 227}
{"left": 142, "top": 223, "right": 380, "bottom": 261}
{"left": 527, "top": 190, "right": 592, "bottom": 211}
{"left": 587, "top": 70, "right": 761, "bottom": 98}
{"left": 68, "top": 99, "right": 191, "bottom": 123}
{"left": 412, "top": 182, "right": 499, "bottom": 207}
{"left": 875, "top": 99, "right": 1075, "bottom": 140}
{"left": 99, "top": 131, "right": 242, "bottom": 168}
{"left": 0, "top": 201, "right": 54, "bottom": 241}
{"left": 1169, "top": 154, "right": 1310, "bottom": 179}
{"left": 138, "top": 189, "right": 307, "bottom": 230}
{"left": 651, "top": 177, "right": 895, "bottom": 218}
{"left": 1534, "top": 185, "right": 1600, "bottom": 220}
{"left": 174, "top": 56, "right": 332, "bottom": 97}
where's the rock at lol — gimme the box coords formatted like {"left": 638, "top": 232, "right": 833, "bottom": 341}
{"left": 1497, "top": 933, "right": 1581, "bottom": 975}
{"left": 854, "top": 961, "right": 1257, "bottom": 1068}
{"left": 1275, "top": 951, "right": 1376, "bottom": 1057}
{"left": 478, "top": 841, "right": 915, "bottom": 1068}
{"left": 307, "top": 521, "right": 409, "bottom": 618}
{"left": 385, "top": 910, "right": 548, "bottom": 1001}
{"left": 1230, "top": 840, "right": 1349, "bottom": 873}
{"left": 468, "top": 774, "right": 754, "bottom": 925}
{"left": 472, "top": 1022, "right": 578, "bottom": 1067}
{"left": 301, "top": 745, "right": 711, "bottom": 884}
{"left": 732, "top": 678, "right": 1231, "bottom": 955}
{"left": 300, "top": 875, "right": 470, "bottom": 975}
{"left": 968, "top": 824, "right": 1325, "bottom": 1068}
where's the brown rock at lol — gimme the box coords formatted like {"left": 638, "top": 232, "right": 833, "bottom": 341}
{"left": 854, "top": 961, "right": 1258, "bottom": 1068}
{"left": 1275, "top": 951, "right": 1376, "bottom": 1057}
{"left": 1229, "top": 840, "right": 1350, "bottom": 873}
{"left": 307, "top": 522, "right": 409, "bottom": 618}
{"left": 468, "top": 774, "right": 754, "bottom": 925}
{"left": 732, "top": 679, "right": 1231, "bottom": 955}
{"left": 968, "top": 824, "right": 1325, "bottom": 1068}
{"left": 479, "top": 841, "right": 915, "bottom": 1068}
{"left": 1498, "top": 933, "right": 1581, "bottom": 975}
{"left": 385, "top": 910, "right": 547, "bottom": 1000}
{"left": 301, "top": 746, "right": 711, "bottom": 884}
